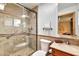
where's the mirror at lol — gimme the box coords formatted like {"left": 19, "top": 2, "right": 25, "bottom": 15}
{"left": 58, "top": 13, "right": 75, "bottom": 35}
{"left": 58, "top": 3, "right": 76, "bottom": 36}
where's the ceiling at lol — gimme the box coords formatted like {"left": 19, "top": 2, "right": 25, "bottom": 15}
{"left": 20, "top": 3, "right": 79, "bottom": 11}
{"left": 19, "top": 3, "right": 79, "bottom": 12}
{"left": 19, "top": 3, "right": 39, "bottom": 9}
{"left": 58, "top": 3, "right": 78, "bottom": 11}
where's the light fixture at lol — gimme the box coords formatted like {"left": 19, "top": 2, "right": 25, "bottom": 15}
{"left": 22, "top": 14, "right": 29, "bottom": 18}
{"left": 21, "top": 6, "right": 29, "bottom": 18}
{"left": 0, "top": 3, "right": 6, "bottom": 10}
{"left": 22, "top": 14, "right": 26, "bottom": 18}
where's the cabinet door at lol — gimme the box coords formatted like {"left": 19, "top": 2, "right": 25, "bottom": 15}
{"left": 52, "top": 48, "right": 74, "bottom": 56}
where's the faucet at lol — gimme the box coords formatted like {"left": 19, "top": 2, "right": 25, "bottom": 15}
{"left": 64, "top": 39, "right": 70, "bottom": 45}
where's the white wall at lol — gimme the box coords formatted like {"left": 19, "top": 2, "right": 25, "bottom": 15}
{"left": 38, "top": 3, "right": 58, "bottom": 36}
{"left": 38, "top": 3, "right": 79, "bottom": 36}
{"left": 76, "top": 9, "right": 79, "bottom": 36}
{"left": 58, "top": 6, "right": 78, "bottom": 16}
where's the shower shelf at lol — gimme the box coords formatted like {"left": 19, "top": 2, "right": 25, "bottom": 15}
{"left": 15, "top": 42, "right": 28, "bottom": 48}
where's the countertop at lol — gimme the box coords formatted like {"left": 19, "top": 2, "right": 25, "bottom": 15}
{"left": 50, "top": 42, "right": 79, "bottom": 56}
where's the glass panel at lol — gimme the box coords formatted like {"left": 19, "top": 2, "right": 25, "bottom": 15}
{"left": 14, "top": 19, "right": 21, "bottom": 27}
{"left": 0, "top": 3, "right": 37, "bottom": 56}
{"left": 4, "top": 19, "right": 13, "bottom": 26}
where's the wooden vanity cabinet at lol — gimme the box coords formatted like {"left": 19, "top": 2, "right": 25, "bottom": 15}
{"left": 49, "top": 48, "right": 74, "bottom": 56}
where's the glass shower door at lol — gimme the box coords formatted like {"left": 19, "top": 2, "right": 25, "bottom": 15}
{"left": 0, "top": 3, "right": 37, "bottom": 56}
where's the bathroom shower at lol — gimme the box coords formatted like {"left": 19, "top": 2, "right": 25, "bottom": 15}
{"left": 0, "top": 3, "right": 37, "bottom": 56}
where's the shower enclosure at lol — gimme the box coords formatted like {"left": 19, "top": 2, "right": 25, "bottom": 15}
{"left": 0, "top": 3, "right": 37, "bottom": 56}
